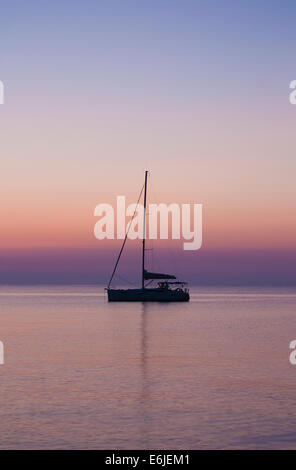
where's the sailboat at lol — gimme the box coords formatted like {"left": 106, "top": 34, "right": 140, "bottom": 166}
{"left": 106, "top": 171, "right": 190, "bottom": 302}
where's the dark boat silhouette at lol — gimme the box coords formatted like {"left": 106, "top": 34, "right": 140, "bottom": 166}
{"left": 106, "top": 171, "right": 190, "bottom": 302}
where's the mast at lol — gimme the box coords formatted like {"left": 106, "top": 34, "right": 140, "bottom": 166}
{"left": 142, "top": 170, "right": 148, "bottom": 289}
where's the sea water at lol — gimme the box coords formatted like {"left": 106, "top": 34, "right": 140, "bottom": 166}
{"left": 0, "top": 285, "right": 295, "bottom": 449}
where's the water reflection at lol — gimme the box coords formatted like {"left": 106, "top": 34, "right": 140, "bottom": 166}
{"left": 2, "top": 286, "right": 295, "bottom": 449}
{"left": 138, "top": 302, "right": 150, "bottom": 446}
{"left": 140, "top": 302, "right": 148, "bottom": 382}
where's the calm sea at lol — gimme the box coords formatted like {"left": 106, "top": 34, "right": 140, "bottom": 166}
{"left": 0, "top": 285, "right": 296, "bottom": 449}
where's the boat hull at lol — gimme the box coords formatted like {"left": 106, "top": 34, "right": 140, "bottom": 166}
{"left": 107, "top": 288, "right": 189, "bottom": 302}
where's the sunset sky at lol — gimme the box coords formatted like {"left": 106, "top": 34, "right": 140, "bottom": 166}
{"left": 1, "top": 1, "right": 296, "bottom": 284}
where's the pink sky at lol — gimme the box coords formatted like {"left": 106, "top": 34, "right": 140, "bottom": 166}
{"left": 1, "top": 1, "right": 296, "bottom": 284}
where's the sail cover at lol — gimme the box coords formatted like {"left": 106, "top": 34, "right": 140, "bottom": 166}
{"left": 143, "top": 270, "right": 176, "bottom": 280}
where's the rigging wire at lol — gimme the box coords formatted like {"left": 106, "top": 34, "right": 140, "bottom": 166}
{"left": 107, "top": 182, "right": 145, "bottom": 289}
{"left": 115, "top": 274, "right": 139, "bottom": 287}
{"left": 149, "top": 176, "right": 179, "bottom": 279}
